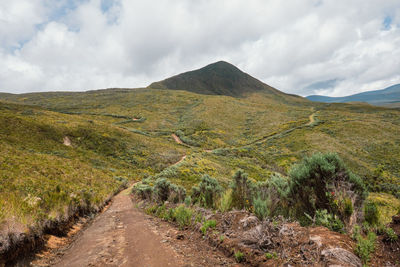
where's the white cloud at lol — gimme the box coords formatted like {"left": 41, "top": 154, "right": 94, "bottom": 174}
{"left": 0, "top": 0, "right": 400, "bottom": 95}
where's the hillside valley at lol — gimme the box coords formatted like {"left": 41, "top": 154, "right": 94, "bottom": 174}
{"left": 1, "top": 61, "right": 400, "bottom": 266}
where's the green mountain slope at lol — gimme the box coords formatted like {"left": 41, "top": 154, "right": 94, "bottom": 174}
{"left": 307, "top": 84, "right": 400, "bottom": 106}
{"left": 149, "top": 61, "right": 298, "bottom": 98}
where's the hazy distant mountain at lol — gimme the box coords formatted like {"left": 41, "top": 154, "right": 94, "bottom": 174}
{"left": 148, "top": 61, "right": 286, "bottom": 97}
{"left": 307, "top": 84, "right": 400, "bottom": 106}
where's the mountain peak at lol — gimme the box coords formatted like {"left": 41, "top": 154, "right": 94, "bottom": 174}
{"left": 148, "top": 61, "right": 281, "bottom": 97}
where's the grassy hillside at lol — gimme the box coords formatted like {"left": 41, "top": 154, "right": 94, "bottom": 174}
{"left": 0, "top": 101, "right": 186, "bottom": 240}
{"left": 2, "top": 88, "right": 399, "bottom": 192}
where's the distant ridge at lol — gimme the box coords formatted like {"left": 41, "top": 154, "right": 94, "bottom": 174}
{"left": 148, "top": 61, "right": 284, "bottom": 97}
{"left": 307, "top": 84, "right": 400, "bottom": 106}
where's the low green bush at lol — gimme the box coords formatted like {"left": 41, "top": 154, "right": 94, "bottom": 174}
{"left": 114, "top": 176, "right": 128, "bottom": 188}
{"left": 168, "top": 184, "right": 186, "bottom": 203}
{"left": 306, "top": 209, "right": 345, "bottom": 233}
{"left": 289, "top": 153, "right": 367, "bottom": 224}
{"left": 154, "top": 178, "right": 171, "bottom": 202}
{"left": 218, "top": 189, "right": 233, "bottom": 212}
{"left": 184, "top": 196, "right": 192, "bottom": 207}
{"left": 234, "top": 250, "right": 244, "bottom": 263}
{"left": 265, "top": 252, "right": 277, "bottom": 259}
{"left": 192, "top": 175, "right": 221, "bottom": 209}
{"left": 383, "top": 227, "right": 398, "bottom": 242}
{"left": 174, "top": 205, "right": 193, "bottom": 228}
{"left": 364, "top": 201, "right": 379, "bottom": 226}
{"left": 231, "top": 170, "right": 254, "bottom": 210}
{"left": 253, "top": 194, "right": 269, "bottom": 221}
{"left": 200, "top": 219, "right": 216, "bottom": 235}
{"left": 133, "top": 183, "right": 153, "bottom": 200}
{"left": 355, "top": 231, "right": 376, "bottom": 265}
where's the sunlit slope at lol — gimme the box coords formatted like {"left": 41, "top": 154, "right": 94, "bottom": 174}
{"left": 0, "top": 101, "right": 185, "bottom": 228}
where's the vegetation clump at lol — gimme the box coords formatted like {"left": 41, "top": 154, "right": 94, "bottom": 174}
{"left": 191, "top": 175, "right": 222, "bottom": 208}
{"left": 288, "top": 152, "right": 367, "bottom": 227}
{"left": 230, "top": 170, "right": 254, "bottom": 210}
{"left": 354, "top": 231, "right": 377, "bottom": 266}
{"left": 174, "top": 205, "right": 193, "bottom": 228}
{"left": 234, "top": 250, "right": 245, "bottom": 263}
{"left": 363, "top": 201, "right": 379, "bottom": 226}
{"left": 134, "top": 177, "right": 186, "bottom": 203}
{"left": 200, "top": 219, "right": 217, "bottom": 235}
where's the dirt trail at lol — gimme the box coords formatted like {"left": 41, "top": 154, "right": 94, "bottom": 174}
{"left": 307, "top": 112, "right": 316, "bottom": 126}
{"left": 172, "top": 155, "right": 186, "bottom": 166}
{"left": 42, "top": 188, "right": 180, "bottom": 267}
{"left": 171, "top": 133, "right": 183, "bottom": 144}
{"left": 33, "top": 187, "right": 236, "bottom": 267}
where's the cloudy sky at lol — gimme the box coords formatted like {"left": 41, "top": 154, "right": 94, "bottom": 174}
{"left": 1, "top": 0, "right": 400, "bottom": 96}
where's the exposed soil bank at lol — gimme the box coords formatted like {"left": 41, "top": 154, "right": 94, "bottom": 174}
{"left": 0, "top": 186, "right": 126, "bottom": 267}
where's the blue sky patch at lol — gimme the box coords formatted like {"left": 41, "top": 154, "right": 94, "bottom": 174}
{"left": 383, "top": 16, "right": 392, "bottom": 30}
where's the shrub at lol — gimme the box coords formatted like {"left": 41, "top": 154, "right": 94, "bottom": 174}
{"left": 154, "top": 178, "right": 171, "bottom": 202}
{"left": 145, "top": 204, "right": 158, "bottom": 215}
{"left": 355, "top": 231, "right": 376, "bottom": 265}
{"left": 168, "top": 184, "right": 186, "bottom": 203}
{"left": 307, "top": 209, "right": 345, "bottom": 233}
{"left": 155, "top": 204, "right": 166, "bottom": 217}
{"left": 174, "top": 205, "right": 193, "bottom": 228}
{"left": 352, "top": 224, "right": 361, "bottom": 241}
{"left": 193, "top": 175, "right": 222, "bottom": 208}
{"left": 253, "top": 194, "right": 269, "bottom": 221}
{"left": 231, "top": 170, "right": 254, "bottom": 210}
{"left": 200, "top": 220, "right": 217, "bottom": 235}
{"left": 383, "top": 227, "right": 398, "bottom": 242}
{"left": 364, "top": 201, "right": 379, "bottom": 226}
{"left": 218, "top": 189, "right": 233, "bottom": 212}
{"left": 256, "top": 174, "right": 290, "bottom": 216}
{"left": 191, "top": 186, "right": 200, "bottom": 202}
{"left": 234, "top": 250, "right": 245, "bottom": 263}
{"left": 265, "top": 252, "right": 277, "bottom": 259}
{"left": 152, "top": 178, "right": 186, "bottom": 204}
{"left": 184, "top": 196, "right": 192, "bottom": 207}
{"left": 289, "top": 153, "right": 367, "bottom": 222}
{"left": 133, "top": 183, "right": 153, "bottom": 200}
{"left": 164, "top": 207, "right": 175, "bottom": 222}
